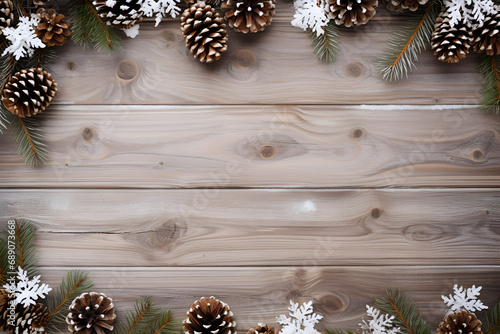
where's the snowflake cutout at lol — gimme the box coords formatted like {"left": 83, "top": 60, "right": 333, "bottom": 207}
{"left": 442, "top": 285, "right": 488, "bottom": 313}
{"left": 1, "top": 15, "right": 46, "bottom": 60}
{"left": 141, "top": 0, "right": 181, "bottom": 26}
{"left": 291, "top": 0, "right": 330, "bottom": 36}
{"left": 360, "top": 306, "right": 401, "bottom": 334}
{"left": 445, "top": 0, "right": 497, "bottom": 28}
{"left": 277, "top": 300, "right": 323, "bottom": 334}
{"left": 3, "top": 267, "right": 52, "bottom": 308}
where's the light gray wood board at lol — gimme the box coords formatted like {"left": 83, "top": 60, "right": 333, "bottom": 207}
{"left": 0, "top": 105, "right": 499, "bottom": 188}
{"left": 51, "top": 14, "right": 482, "bottom": 105}
{"left": 2, "top": 189, "right": 499, "bottom": 266}
{"left": 38, "top": 266, "right": 500, "bottom": 330}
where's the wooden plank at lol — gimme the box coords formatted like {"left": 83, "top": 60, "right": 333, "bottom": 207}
{"left": 50, "top": 11, "right": 482, "bottom": 105}
{"left": 38, "top": 266, "right": 500, "bottom": 330}
{"left": 1, "top": 105, "right": 499, "bottom": 188}
{"left": 2, "top": 189, "right": 499, "bottom": 266}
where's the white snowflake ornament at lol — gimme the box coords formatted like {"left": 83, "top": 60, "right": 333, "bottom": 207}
{"left": 277, "top": 300, "right": 323, "bottom": 334}
{"left": 445, "top": 0, "right": 497, "bottom": 28}
{"left": 442, "top": 285, "right": 488, "bottom": 313}
{"left": 3, "top": 267, "right": 52, "bottom": 308}
{"left": 360, "top": 306, "right": 401, "bottom": 334}
{"left": 291, "top": 0, "right": 330, "bottom": 36}
{"left": 1, "top": 15, "right": 46, "bottom": 60}
{"left": 141, "top": 0, "right": 182, "bottom": 26}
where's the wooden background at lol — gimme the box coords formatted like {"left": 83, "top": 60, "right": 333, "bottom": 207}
{"left": 1, "top": 2, "right": 500, "bottom": 332}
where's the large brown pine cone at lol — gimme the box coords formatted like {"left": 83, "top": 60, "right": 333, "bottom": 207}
{"left": 66, "top": 292, "right": 116, "bottom": 334}
{"left": 473, "top": 6, "right": 500, "bottom": 56}
{"left": 329, "top": 0, "right": 378, "bottom": 27}
{"left": 221, "top": 0, "right": 275, "bottom": 33}
{"left": 92, "top": 0, "right": 143, "bottom": 29}
{"left": 1, "top": 67, "right": 57, "bottom": 118}
{"left": 35, "top": 8, "right": 71, "bottom": 47}
{"left": 247, "top": 324, "right": 277, "bottom": 334}
{"left": 183, "top": 296, "right": 236, "bottom": 334}
{"left": 8, "top": 303, "right": 50, "bottom": 334}
{"left": 431, "top": 9, "right": 473, "bottom": 63}
{"left": 381, "top": 0, "right": 428, "bottom": 12}
{"left": 0, "top": 289, "right": 11, "bottom": 330}
{"left": 0, "top": 0, "right": 14, "bottom": 33}
{"left": 437, "top": 310, "right": 482, "bottom": 334}
{"left": 181, "top": 3, "right": 228, "bottom": 63}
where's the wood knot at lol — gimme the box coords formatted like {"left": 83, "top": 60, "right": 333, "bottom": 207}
{"left": 403, "top": 224, "right": 445, "bottom": 242}
{"left": 352, "top": 128, "right": 364, "bottom": 140}
{"left": 345, "top": 62, "right": 364, "bottom": 79}
{"left": 150, "top": 221, "right": 182, "bottom": 249}
{"left": 371, "top": 208, "right": 382, "bottom": 219}
{"left": 472, "top": 149, "right": 484, "bottom": 161}
{"left": 66, "top": 61, "right": 77, "bottom": 71}
{"left": 234, "top": 49, "right": 257, "bottom": 68}
{"left": 259, "top": 146, "right": 276, "bottom": 159}
{"left": 116, "top": 60, "right": 140, "bottom": 81}
{"left": 319, "top": 295, "right": 346, "bottom": 314}
{"left": 82, "top": 127, "right": 96, "bottom": 141}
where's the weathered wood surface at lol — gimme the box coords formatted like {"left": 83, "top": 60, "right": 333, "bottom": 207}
{"left": 1, "top": 189, "right": 499, "bottom": 266}
{"left": 38, "top": 266, "right": 500, "bottom": 330}
{"left": 51, "top": 10, "right": 482, "bottom": 105}
{"left": 1, "top": 105, "right": 499, "bottom": 188}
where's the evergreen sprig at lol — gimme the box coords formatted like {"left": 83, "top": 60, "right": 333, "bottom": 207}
{"left": 311, "top": 22, "right": 341, "bottom": 63}
{"left": 71, "top": 0, "right": 122, "bottom": 52}
{"left": 479, "top": 301, "right": 500, "bottom": 334}
{"left": 478, "top": 54, "right": 500, "bottom": 114}
{"left": 115, "top": 297, "right": 165, "bottom": 334}
{"left": 12, "top": 220, "right": 38, "bottom": 277}
{"left": 375, "top": 290, "right": 431, "bottom": 334}
{"left": 378, "top": 3, "right": 440, "bottom": 81}
{"left": 147, "top": 309, "right": 177, "bottom": 334}
{"left": 0, "top": 236, "right": 9, "bottom": 285}
{"left": 45, "top": 270, "right": 93, "bottom": 330}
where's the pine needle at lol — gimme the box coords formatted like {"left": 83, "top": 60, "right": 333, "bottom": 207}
{"left": 115, "top": 297, "right": 165, "bottom": 334}
{"left": 311, "top": 22, "right": 340, "bottom": 63}
{"left": 147, "top": 309, "right": 178, "bottom": 334}
{"left": 479, "top": 301, "right": 500, "bottom": 334}
{"left": 375, "top": 290, "right": 431, "bottom": 334}
{"left": 378, "top": 3, "right": 440, "bottom": 81}
{"left": 0, "top": 236, "right": 9, "bottom": 285}
{"left": 45, "top": 270, "right": 93, "bottom": 330}
{"left": 478, "top": 54, "right": 500, "bottom": 114}
{"left": 71, "top": 0, "right": 122, "bottom": 52}
{"left": 6, "top": 111, "right": 48, "bottom": 166}
{"left": 13, "top": 220, "right": 37, "bottom": 277}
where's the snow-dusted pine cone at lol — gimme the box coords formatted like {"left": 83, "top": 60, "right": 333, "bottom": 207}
{"left": 0, "top": 289, "right": 11, "bottom": 330}
{"left": 381, "top": 0, "right": 428, "bottom": 12}
{"left": 7, "top": 303, "right": 50, "bottom": 334}
{"left": 247, "top": 324, "right": 277, "bottom": 334}
{"left": 67, "top": 292, "right": 116, "bottom": 334}
{"left": 329, "top": 0, "right": 378, "bottom": 27}
{"left": 183, "top": 296, "right": 236, "bottom": 334}
{"left": 1, "top": 67, "right": 57, "bottom": 117}
{"left": 221, "top": 0, "right": 275, "bottom": 33}
{"left": 181, "top": 3, "right": 228, "bottom": 63}
{"left": 473, "top": 6, "right": 500, "bottom": 56}
{"left": 35, "top": 8, "right": 71, "bottom": 47}
{"left": 437, "top": 310, "right": 482, "bottom": 334}
{"left": 431, "top": 8, "right": 473, "bottom": 63}
{"left": 0, "top": 0, "right": 14, "bottom": 32}
{"left": 93, "top": 0, "right": 143, "bottom": 29}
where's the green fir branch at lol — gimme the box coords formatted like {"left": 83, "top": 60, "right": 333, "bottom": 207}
{"left": 115, "top": 297, "right": 165, "bottom": 334}
{"left": 375, "top": 290, "right": 431, "bottom": 334}
{"left": 478, "top": 54, "right": 500, "bottom": 114}
{"left": 13, "top": 220, "right": 37, "bottom": 277}
{"left": 0, "top": 236, "right": 9, "bottom": 285}
{"left": 478, "top": 301, "right": 500, "bottom": 334}
{"left": 71, "top": 0, "right": 122, "bottom": 52}
{"left": 311, "top": 22, "right": 340, "bottom": 63}
{"left": 6, "top": 111, "right": 48, "bottom": 166}
{"left": 378, "top": 3, "right": 440, "bottom": 81}
{"left": 147, "top": 309, "right": 178, "bottom": 334}
{"left": 45, "top": 270, "right": 93, "bottom": 330}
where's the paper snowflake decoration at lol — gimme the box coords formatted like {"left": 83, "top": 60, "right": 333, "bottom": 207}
{"left": 442, "top": 285, "right": 488, "bottom": 313}
{"left": 445, "top": 0, "right": 497, "bottom": 28}
{"left": 360, "top": 306, "right": 401, "bottom": 334}
{"left": 141, "top": 0, "right": 182, "bottom": 26}
{"left": 3, "top": 267, "right": 52, "bottom": 308}
{"left": 1, "top": 15, "right": 46, "bottom": 60}
{"left": 277, "top": 300, "right": 323, "bottom": 334}
{"left": 291, "top": 0, "right": 330, "bottom": 37}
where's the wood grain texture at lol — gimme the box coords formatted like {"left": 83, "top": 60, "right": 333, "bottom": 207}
{"left": 38, "top": 266, "right": 500, "bottom": 330}
{"left": 2, "top": 189, "right": 499, "bottom": 266}
{"left": 0, "top": 105, "right": 498, "bottom": 188}
{"left": 50, "top": 9, "right": 482, "bottom": 105}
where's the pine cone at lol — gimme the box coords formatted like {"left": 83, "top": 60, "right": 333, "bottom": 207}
{"left": 35, "top": 8, "right": 71, "bottom": 47}
{"left": 181, "top": 3, "right": 228, "bottom": 63}
{"left": 1, "top": 67, "right": 57, "bottom": 118}
{"left": 329, "top": 0, "right": 378, "bottom": 27}
{"left": 381, "top": 0, "right": 428, "bottom": 12}
{"left": 9, "top": 303, "right": 50, "bottom": 334}
{"left": 183, "top": 296, "right": 236, "bottom": 334}
{"left": 473, "top": 6, "right": 500, "bottom": 56}
{"left": 33, "top": 0, "right": 50, "bottom": 5}
{"left": 0, "top": 289, "right": 11, "bottom": 330}
{"left": 67, "top": 292, "right": 116, "bottom": 334}
{"left": 92, "top": 0, "right": 143, "bottom": 29}
{"left": 247, "top": 324, "right": 277, "bottom": 334}
{"left": 431, "top": 9, "right": 473, "bottom": 63}
{"left": 0, "top": 0, "right": 13, "bottom": 33}
{"left": 221, "top": 0, "right": 275, "bottom": 33}
{"left": 437, "top": 310, "right": 482, "bottom": 334}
